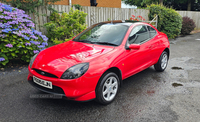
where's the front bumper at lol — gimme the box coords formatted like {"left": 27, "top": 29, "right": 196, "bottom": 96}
{"left": 27, "top": 66, "right": 101, "bottom": 101}
{"left": 28, "top": 79, "right": 65, "bottom": 96}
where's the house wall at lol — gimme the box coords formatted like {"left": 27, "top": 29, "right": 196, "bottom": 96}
{"left": 54, "top": 0, "right": 121, "bottom": 8}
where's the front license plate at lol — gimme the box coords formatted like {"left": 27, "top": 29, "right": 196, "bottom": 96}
{"left": 33, "top": 76, "right": 52, "bottom": 89}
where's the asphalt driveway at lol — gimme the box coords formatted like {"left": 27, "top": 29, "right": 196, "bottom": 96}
{"left": 0, "top": 33, "right": 200, "bottom": 122}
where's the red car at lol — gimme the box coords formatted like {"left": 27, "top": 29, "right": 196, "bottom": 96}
{"left": 28, "top": 20, "right": 170, "bottom": 104}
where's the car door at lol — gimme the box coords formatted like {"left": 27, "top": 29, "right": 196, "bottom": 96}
{"left": 147, "top": 25, "right": 163, "bottom": 63}
{"left": 121, "top": 25, "right": 153, "bottom": 79}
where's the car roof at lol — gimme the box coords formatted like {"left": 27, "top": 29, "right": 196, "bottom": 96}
{"left": 98, "top": 20, "right": 150, "bottom": 27}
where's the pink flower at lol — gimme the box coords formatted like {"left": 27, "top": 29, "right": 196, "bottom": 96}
{"left": 5, "top": 44, "right": 13, "bottom": 48}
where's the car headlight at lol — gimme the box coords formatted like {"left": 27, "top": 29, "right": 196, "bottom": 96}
{"left": 29, "top": 53, "right": 39, "bottom": 68}
{"left": 61, "top": 63, "right": 89, "bottom": 79}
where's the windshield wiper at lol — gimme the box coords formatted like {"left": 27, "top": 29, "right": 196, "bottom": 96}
{"left": 74, "top": 40, "right": 118, "bottom": 46}
{"left": 93, "top": 42, "right": 118, "bottom": 46}
{"left": 74, "top": 40, "right": 93, "bottom": 44}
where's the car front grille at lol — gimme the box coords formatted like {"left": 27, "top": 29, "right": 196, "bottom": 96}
{"left": 33, "top": 69, "right": 58, "bottom": 78}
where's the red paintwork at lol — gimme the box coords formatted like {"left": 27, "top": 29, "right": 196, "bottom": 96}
{"left": 129, "top": 44, "right": 140, "bottom": 50}
{"left": 27, "top": 22, "right": 170, "bottom": 101}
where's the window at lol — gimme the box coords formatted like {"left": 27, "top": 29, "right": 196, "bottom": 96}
{"left": 128, "top": 25, "right": 149, "bottom": 44}
{"left": 74, "top": 24, "right": 128, "bottom": 46}
{"left": 147, "top": 26, "right": 157, "bottom": 38}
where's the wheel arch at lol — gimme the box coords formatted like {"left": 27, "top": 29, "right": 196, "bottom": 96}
{"left": 97, "top": 67, "right": 123, "bottom": 88}
{"left": 106, "top": 67, "right": 122, "bottom": 86}
{"left": 164, "top": 48, "right": 170, "bottom": 58}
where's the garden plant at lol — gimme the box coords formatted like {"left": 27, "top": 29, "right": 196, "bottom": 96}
{"left": 181, "top": 16, "right": 196, "bottom": 35}
{"left": 130, "top": 15, "right": 145, "bottom": 21}
{"left": 148, "top": 4, "right": 182, "bottom": 39}
{"left": 44, "top": 8, "right": 87, "bottom": 45}
{"left": 0, "top": 3, "right": 48, "bottom": 67}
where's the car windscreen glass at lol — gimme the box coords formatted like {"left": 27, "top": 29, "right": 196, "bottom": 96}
{"left": 73, "top": 24, "right": 128, "bottom": 46}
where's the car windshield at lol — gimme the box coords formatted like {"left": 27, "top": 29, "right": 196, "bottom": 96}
{"left": 73, "top": 23, "right": 128, "bottom": 46}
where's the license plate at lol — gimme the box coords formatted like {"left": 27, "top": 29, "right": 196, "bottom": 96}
{"left": 33, "top": 76, "right": 52, "bottom": 89}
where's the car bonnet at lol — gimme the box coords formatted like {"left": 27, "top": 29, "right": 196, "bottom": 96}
{"left": 31, "top": 41, "right": 115, "bottom": 78}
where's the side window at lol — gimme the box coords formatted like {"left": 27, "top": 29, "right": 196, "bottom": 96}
{"left": 147, "top": 26, "right": 157, "bottom": 38}
{"left": 128, "top": 25, "right": 149, "bottom": 44}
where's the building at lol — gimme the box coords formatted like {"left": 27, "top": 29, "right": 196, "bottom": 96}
{"left": 54, "top": 0, "right": 121, "bottom": 8}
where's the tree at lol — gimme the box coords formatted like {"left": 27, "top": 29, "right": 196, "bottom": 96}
{"left": 1, "top": 0, "right": 61, "bottom": 13}
{"left": 123, "top": 0, "right": 164, "bottom": 8}
{"left": 164, "top": 0, "right": 196, "bottom": 11}
{"left": 188, "top": 0, "right": 192, "bottom": 10}
{"left": 160, "top": 0, "right": 163, "bottom": 5}
{"left": 123, "top": 0, "right": 198, "bottom": 11}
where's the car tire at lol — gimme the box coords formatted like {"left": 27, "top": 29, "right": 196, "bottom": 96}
{"left": 154, "top": 51, "right": 168, "bottom": 72}
{"left": 95, "top": 72, "right": 120, "bottom": 105}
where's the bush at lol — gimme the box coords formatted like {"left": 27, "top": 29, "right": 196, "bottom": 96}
{"left": 148, "top": 4, "right": 182, "bottom": 39}
{"left": 0, "top": 3, "right": 48, "bottom": 67}
{"left": 44, "top": 8, "right": 87, "bottom": 45}
{"left": 1, "top": 0, "right": 61, "bottom": 13}
{"left": 181, "top": 16, "right": 196, "bottom": 35}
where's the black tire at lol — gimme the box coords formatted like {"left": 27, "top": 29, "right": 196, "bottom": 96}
{"left": 95, "top": 72, "right": 120, "bottom": 105}
{"left": 154, "top": 51, "right": 168, "bottom": 72}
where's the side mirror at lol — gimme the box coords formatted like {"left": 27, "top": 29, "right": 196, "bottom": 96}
{"left": 129, "top": 44, "right": 140, "bottom": 50}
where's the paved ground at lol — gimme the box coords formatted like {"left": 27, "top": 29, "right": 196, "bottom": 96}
{"left": 0, "top": 33, "right": 200, "bottom": 122}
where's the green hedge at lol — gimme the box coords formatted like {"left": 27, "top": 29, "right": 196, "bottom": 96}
{"left": 148, "top": 4, "right": 182, "bottom": 39}
{"left": 44, "top": 8, "right": 87, "bottom": 45}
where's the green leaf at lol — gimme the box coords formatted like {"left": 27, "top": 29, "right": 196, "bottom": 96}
{"left": 15, "top": 50, "right": 19, "bottom": 53}
{"left": 11, "top": 53, "right": 16, "bottom": 57}
{"left": 24, "top": 50, "right": 28, "bottom": 54}
{"left": 12, "top": 35, "right": 17, "bottom": 38}
{"left": 45, "top": 8, "right": 87, "bottom": 44}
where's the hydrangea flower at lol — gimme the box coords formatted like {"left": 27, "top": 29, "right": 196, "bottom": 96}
{"left": 0, "top": 57, "right": 5, "bottom": 62}
{"left": 12, "top": 28, "right": 19, "bottom": 31}
{"left": 0, "top": 3, "right": 48, "bottom": 45}
{"left": 5, "top": 44, "right": 13, "bottom": 48}
{"left": 2, "top": 28, "right": 12, "bottom": 33}
{"left": 0, "top": 34, "right": 7, "bottom": 38}
{"left": 25, "top": 42, "right": 31, "bottom": 46}
{"left": 2, "top": 4, "right": 13, "bottom": 12}
{"left": 0, "top": 3, "right": 49, "bottom": 66}
{"left": 33, "top": 50, "right": 39, "bottom": 54}
{"left": 24, "top": 36, "right": 30, "bottom": 40}
{"left": 42, "top": 42, "right": 48, "bottom": 46}
{"left": 30, "top": 35, "right": 38, "bottom": 40}
{"left": 30, "top": 41, "right": 40, "bottom": 45}
{"left": 38, "top": 45, "right": 45, "bottom": 48}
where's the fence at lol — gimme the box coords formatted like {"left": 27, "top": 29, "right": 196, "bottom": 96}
{"left": 177, "top": 11, "right": 200, "bottom": 29}
{"left": 145, "top": 15, "right": 158, "bottom": 28}
{"left": 27, "top": 5, "right": 150, "bottom": 34}
{"left": 27, "top": 5, "right": 200, "bottom": 34}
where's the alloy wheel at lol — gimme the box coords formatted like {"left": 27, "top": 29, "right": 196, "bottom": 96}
{"left": 102, "top": 76, "right": 118, "bottom": 101}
